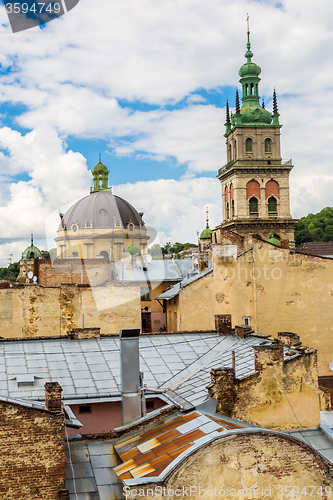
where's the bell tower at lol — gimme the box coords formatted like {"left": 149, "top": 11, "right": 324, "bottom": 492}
{"left": 217, "top": 20, "right": 297, "bottom": 245}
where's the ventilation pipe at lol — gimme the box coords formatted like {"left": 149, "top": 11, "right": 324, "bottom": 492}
{"left": 120, "top": 329, "right": 146, "bottom": 425}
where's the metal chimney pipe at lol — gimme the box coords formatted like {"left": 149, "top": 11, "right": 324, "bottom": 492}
{"left": 120, "top": 329, "right": 142, "bottom": 425}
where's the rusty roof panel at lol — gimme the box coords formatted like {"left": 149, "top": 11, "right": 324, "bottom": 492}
{"left": 150, "top": 440, "right": 179, "bottom": 456}
{"left": 173, "top": 428, "right": 206, "bottom": 447}
{"left": 130, "top": 463, "right": 156, "bottom": 478}
{"left": 137, "top": 437, "right": 160, "bottom": 454}
{"left": 157, "top": 428, "right": 182, "bottom": 444}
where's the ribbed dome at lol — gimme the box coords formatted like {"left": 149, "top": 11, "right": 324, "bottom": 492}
{"left": 59, "top": 191, "right": 144, "bottom": 230}
{"left": 22, "top": 245, "right": 42, "bottom": 259}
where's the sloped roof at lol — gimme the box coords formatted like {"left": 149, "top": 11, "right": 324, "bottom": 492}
{"left": 155, "top": 267, "right": 213, "bottom": 300}
{"left": 302, "top": 242, "right": 333, "bottom": 257}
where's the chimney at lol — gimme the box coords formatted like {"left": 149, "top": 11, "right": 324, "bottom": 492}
{"left": 254, "top": 344, "right": 284, "bottom": 371}
{"left": 278, "top": 332, "right": 301, "bottom": 348}
{"left": 215, "top": 314, "right": 232, "bottom": 335}
{"left": 207, "top": 367, "right": 235, "bottom": 416}
{"left": 120, "top": 329, "right": 143, "bottom": 425}
{"left": 45, "top": 382, "right": 63, "bottom": 413}
{"left": 59, "top": 491, "right": 70, "bottom": 500}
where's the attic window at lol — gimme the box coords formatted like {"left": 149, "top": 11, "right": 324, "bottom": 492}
{"left": 15, "top": 375, "right": 35, "bottom": 387}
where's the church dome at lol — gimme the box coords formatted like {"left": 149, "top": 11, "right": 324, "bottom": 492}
{"left": 22, "top": 244, "right": 42, "bottom": 259}
{"left": 59, "top": 191, "right": 144, "bottom": 231}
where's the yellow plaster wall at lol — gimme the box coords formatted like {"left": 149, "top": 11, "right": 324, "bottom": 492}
{"left": 0, "top": 284, "right": 141, "bottom": 338}
{"left": 170, "top": 238, "right": 333, "bottom": 376}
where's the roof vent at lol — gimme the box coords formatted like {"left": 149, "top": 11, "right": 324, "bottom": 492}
{"left": 15, "top": 375, "right": 35, "bottom": 387}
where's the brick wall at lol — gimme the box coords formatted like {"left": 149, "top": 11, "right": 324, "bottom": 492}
{"left": 0, "top": 397, "right": 66, "bottom": 499}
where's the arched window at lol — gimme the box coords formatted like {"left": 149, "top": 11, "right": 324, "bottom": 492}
{"left": 246, "top": 138, "right": 253, "bottom": 153}
{"left": 226, "top": 202, "right": 230, "bottom": 219}
{"left": 231, "top": 199, "right": 235, "bottom": 217}
{"left": 249, "top": 197, "right": 258, "bottom": 215}
{"left": 268, "top": 196, "right": 277, "bottom": 214}
{"left": 233, "top": 140, "right": 237, "bottom": 160}
{"left": 265, "top": 180, "right": 280, "bottom": 200}
{"left": 265, "top": 138, "right": 272, "bottom": 153}
{"left": 99, "top": 251, "right": 109, "bottom": 259}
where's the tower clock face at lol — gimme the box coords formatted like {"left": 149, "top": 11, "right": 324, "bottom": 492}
{"left": 72, "top": 224, "right": 78, "bottom": 233}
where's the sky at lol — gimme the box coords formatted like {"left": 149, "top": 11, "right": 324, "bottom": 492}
{"left": 0, "top": 0, "right": 333, "bottom": 264}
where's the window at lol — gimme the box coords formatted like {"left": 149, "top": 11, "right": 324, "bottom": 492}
{"left": 226, "top": 202, "right": 230, "bottom": 219}
{"left": 79, "top": 405, "right": 92, "bottom": 414}
{"left": 99, "top": 251, "right": 109, "bottom": 259}
{"left": 249, "top": 197, "right": 258, "bottom": 214}
{"left": 265, "top": 138, "right": 272, "bottom": 153}
{"left": 246, "top": 138, "right": 253, "bottom": 153}
{"left": 231, "top": 199, "right": 235, "bottom": 217}
{"left": 140, "top": 287, "right": 151, "bottom": 301}
{"left": 268, "top": 196, "right": 277, "bottom": 214}
{"left": 72, "top": 252, "right": 78, "bottom": 258}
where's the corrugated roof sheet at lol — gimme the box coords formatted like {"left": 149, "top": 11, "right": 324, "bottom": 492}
{"left": 302, "top": 242, "right": 333, "bottom": 257}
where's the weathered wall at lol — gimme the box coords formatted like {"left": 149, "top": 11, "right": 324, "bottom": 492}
{"left": 0, "top": 283, "right": 140, "bottom": 338}
{"left": 172, "top": 235, "right": 333, "bottom": 376}
{"left": 131, "top": 433, "right": 332, "bottom": 500}
{"left": 208, "top": 349, "right": 321, "bottom": 430}
{"left": 0, "top": 400, "right": 65, "bottom": 500}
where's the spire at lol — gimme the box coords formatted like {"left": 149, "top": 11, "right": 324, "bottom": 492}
{"left": 262, "top": 98, "right": 265, "bottom": 109}
{"left": 235, "top": 89, "right": 240, "bottom": 114}
{"left": 226, "top": 100, "right": 230, "bottom": 123}
{"left": 245, "top": 13, "right": 254, "bottom": 63}
{"left": 224, "top": 100, "right": 232, "bottom": 135}
{"left": 31, "top": 231, "right": 33, "bottom": 247}
{"left": 273, "top": 88, "right": 279, "bottom": 115}
{"left": 206, "top": 207, "right": 210, "bottom": 229}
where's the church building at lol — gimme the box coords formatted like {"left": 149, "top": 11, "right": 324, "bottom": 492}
{"left": 55, "top": 159, "right": 149, "bottom": 261}
{"left": 216, "top": 27, "right": 297, "bottom": 246}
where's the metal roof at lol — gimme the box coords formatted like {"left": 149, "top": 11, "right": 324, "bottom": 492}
{"left": 0, "top": 333, "right": 301, "bottom": 410}
{"left": 115, "top": 259, "right": 193, "bottom": 284}
{"left": 65, "top": 440, "right": 122, "bottom": 500}
{"left": 155, "top": 267, "right": 213, "bottom": 300}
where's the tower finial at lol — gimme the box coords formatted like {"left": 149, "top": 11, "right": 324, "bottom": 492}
{"left": 99, "top": 153, "right": 101, "bottom": 163}
{"left": 273, "top": 88, "right": 279, "bottom": 115}
{"left": 226, "top": 100, "right": 230, "bottom": 123}
{"left": 206, "top": 207, "right": 210, "bottom": 229}
{"left": 31, "top": 231, "right": 33, "bottom": 247}
{"left": 235, "top": 89, "right": 240, "bottom": 114}
{"left": 247, "top": 13, "right": 250, "bottom": 35}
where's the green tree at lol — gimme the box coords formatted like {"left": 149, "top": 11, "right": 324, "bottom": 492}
{"left": 295, "top": 207, "right": 333, "bottom": 246}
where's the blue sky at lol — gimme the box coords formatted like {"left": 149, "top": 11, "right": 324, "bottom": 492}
{"left": 0, "top": 0, "right": 333, "bottom": 263}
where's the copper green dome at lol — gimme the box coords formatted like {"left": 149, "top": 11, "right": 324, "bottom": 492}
{"left": 22, "top": 244, "right": 42, "bottom": 259}
{"left": 127, "top": 241, "right": 141, "bottom": 255}
{"left": 268, "top": 232, "right": 281, "bottom": 247}
{"left": 200, "top": 223, "right": 212, "bottom": 239}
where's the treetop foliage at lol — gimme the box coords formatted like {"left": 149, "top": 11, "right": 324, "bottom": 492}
{"left": 295, "top": 207, "right": 333, "bottom": 246}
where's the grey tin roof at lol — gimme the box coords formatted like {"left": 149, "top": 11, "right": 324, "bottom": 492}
{"left": 0, "top": 333, "right": 300, "bottom": 409}
{"left": 155, "top": 267, "right": 213, "bottom": 300}
{"left": 115, "top": 259, "right": 193, "bottom": 284}
{"left": 66, "top": 440, "right": 122, "bottom": 500}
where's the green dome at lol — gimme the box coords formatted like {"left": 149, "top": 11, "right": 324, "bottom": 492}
{"left": 127, "top": 243, "right": 141, "bottom": 255}
{"left": 268, "top": 232, "right": 281, "bottom": 248}
{"left": 22, "top": 245, "right": 42, "bottom": 259}
{"left": 240, "top": 104, "right": 272, "bottom": 125}
{"left": 92, "top": 160, "right": 108, "bottom": 174}
{"left": 239, "top": 59, "right": 261, "bottom": 78}
{"left": 200, "top": 225, "right": 212, "bottom": 239}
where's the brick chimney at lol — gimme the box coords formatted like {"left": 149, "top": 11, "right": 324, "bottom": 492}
{"left": 207, "top": 367, "right": 235, "bottom": 416}
{"left": 254, "top": 344, "right": 284, "bottom": 371}
{"left": 45, "top": 382, "right": 63, "bottom": 413}
{"left": 215, "top": 314, "right": 232, "bottom": 335}
{"left": 278, "top": 332, "right": 301, "bottom": 348}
